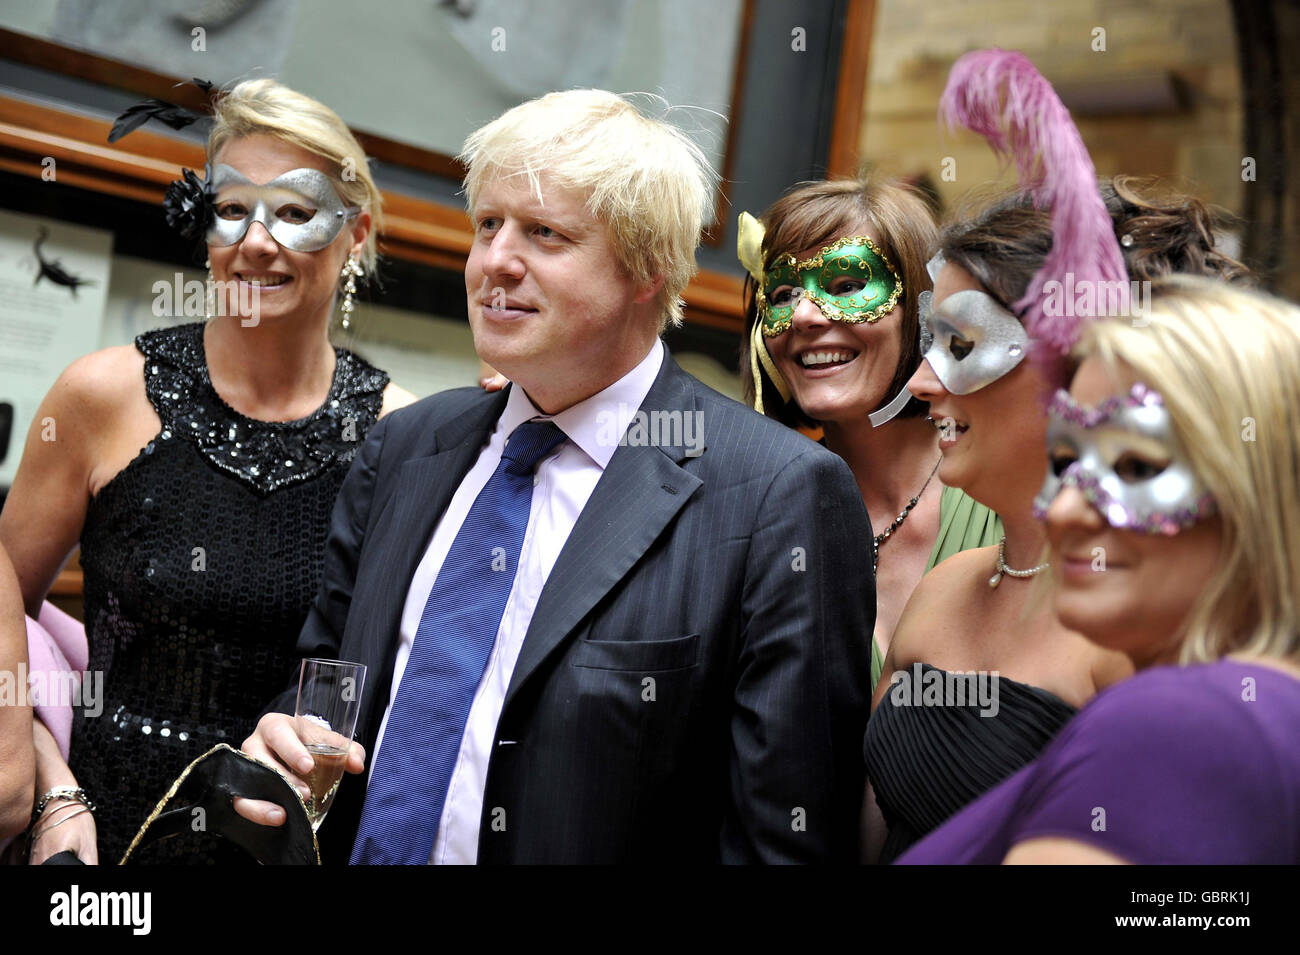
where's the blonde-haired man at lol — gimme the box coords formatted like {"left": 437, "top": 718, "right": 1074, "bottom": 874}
{"left": 242, "top": 90, "right": 874, "bottom": 863}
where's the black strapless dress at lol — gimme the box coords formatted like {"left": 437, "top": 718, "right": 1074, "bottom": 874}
{"left": 70, "top": 322, "right": 388, "bottom": 863}
{"left": 864, "top": 662, "right": 1078, "bottom": 863}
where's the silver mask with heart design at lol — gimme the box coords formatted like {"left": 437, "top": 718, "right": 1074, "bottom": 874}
{"left": 919, "top": 253, "right": 1029, "bottom": 394}
{"left": 1033, "top": 383, "right": 1217, "bottom": 534}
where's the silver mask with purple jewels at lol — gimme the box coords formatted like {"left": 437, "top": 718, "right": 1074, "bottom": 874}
{"left": 918, "top": 253, "right": 1029, "bottom": 395}
{"left": 1033, "top": 382, "right": 1217, "bottom": 534}
{"left": 207, "top": 164, "right": 359, "bottom": 252}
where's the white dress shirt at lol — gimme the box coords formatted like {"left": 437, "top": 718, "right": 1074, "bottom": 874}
{"left": 370, "top": 340, "right": 664, "bottom": 864}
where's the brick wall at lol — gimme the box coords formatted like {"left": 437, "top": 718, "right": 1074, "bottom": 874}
{"left": 858, "top": 0, "right": 1245, "bottom": 219}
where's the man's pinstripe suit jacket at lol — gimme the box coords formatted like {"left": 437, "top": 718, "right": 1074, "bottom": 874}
{"left": 269, "top": 351, "right": 875, "bottom": 863}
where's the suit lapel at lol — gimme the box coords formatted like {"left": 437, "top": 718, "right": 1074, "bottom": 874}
{"left": 505, "top": 356, "right": 705, "bottom": 704}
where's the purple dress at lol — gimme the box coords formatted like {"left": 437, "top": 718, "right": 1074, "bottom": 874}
{"left": 897, "top": 659, "right": 1300, "bottom": 864}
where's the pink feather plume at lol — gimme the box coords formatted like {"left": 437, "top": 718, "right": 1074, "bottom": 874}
{"left": 939, "top": 49, "right": 1129, "bottom": 353}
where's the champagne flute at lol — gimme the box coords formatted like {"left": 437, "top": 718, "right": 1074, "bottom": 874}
{"left": 295, "top": 658, "right": 366, "bottom": 831}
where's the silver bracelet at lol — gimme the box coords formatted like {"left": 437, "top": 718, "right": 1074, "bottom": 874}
{"left": 35, "top": 800, "right": 83, "bottom": 822}
{"left": 31, "top": 805, "right": 90, "bottom": 842}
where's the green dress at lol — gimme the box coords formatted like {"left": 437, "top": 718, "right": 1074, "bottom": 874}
{"left": 868, "top": 485, "right": 1003, "bottom": 692}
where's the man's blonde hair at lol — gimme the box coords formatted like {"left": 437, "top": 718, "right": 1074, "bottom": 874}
{"left": 208, "top": 79, "right": 383, "bottom": 274}
{"left": 1077, "top": 275, "right": 1300, "bottom": 665}
{"left": 460, "top": 89, "right": 717, "bottom": 330}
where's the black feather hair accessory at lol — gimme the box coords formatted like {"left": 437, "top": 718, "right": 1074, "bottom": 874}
{"left": 110, "top": 80, "right": 218, "bottom": 242}
{"left": 107, "top": 78, "right": 216, "bottom": 143}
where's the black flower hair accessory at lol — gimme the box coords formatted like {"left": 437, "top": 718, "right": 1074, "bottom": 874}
{"left": 108, "top": 80, "right": 218, "bottom": 244}
{"left": 163, "top": 164, "right": 214, "bottom": 240}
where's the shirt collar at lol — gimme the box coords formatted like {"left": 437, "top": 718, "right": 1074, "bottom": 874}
{"left": 499, "top": 339, "right": 665, "bottom": 470}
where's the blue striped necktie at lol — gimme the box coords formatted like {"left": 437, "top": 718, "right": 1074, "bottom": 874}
{"left": 350, "top": 419, "right": 567, "bottom": 865}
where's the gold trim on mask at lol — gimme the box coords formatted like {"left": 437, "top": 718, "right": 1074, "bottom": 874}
{"left": 749, "top": 319, "right": 792, "bottom": 414}
{"left": 737, "top": 211, "right": 766, "bottom": 284}
{"left": 739, "top": 211, "right": 792, "bottom": 413}
{"left": 759, "top": 234, "right": 904, "bottom": 336}
{"left": 119, "top": 743, "right": 321, "bottom": 865}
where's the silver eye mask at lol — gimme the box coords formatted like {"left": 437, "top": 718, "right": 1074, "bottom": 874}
{"left": 207, "top": 164, "right": 359, "bottom": 252}
{"left": 919, "top": 254, "right": 1028, "bottom": 395}
{"left": 1033, "top": 383, "right": 1217, "bottom": 534}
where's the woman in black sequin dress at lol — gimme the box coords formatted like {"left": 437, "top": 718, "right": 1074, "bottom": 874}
{"left": 0, "top": 79, "right": 415, "bottom": 863}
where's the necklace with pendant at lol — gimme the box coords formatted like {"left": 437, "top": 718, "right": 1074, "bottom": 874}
{"left": 872, "top": 457, "right": 942, "bottom": 575}
{"left": 988, "top": 536, "right": 1050, "bottom": 588}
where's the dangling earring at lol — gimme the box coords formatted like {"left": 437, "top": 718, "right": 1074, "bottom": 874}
{"left": 339, "top": 254, "right": 363, "bottom": 329}
{"left": 205, "top": 257, "right": 215, "bottom": 321}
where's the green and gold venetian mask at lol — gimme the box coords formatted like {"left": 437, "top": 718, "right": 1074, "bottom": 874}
{"left": 739, "top": 212, "right": 904, "bottom": 338}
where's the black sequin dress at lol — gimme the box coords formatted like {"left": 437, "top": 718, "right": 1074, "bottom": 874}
{"left": 70, "top": 322, "right": 388, "bottom": 864}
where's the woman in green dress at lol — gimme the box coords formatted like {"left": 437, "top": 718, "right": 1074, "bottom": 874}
{"left": 738, "top": 178, "right": 1001, "bottom": 693}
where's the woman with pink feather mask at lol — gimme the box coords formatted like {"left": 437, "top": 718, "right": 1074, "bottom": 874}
{"left": 901, "top": 269, "right": 1300, "bottom": 864}
{"left": 863, "top": 49, "right": 1251, "bottom": 863}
